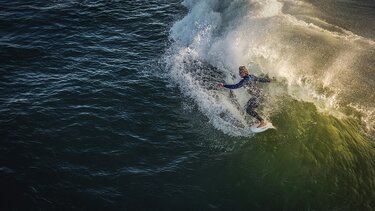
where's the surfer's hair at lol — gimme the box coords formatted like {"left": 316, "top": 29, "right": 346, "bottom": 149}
{"left": 239, "top": 66, "right": 249, "bottom": 75}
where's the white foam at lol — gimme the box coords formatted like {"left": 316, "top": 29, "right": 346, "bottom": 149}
{"left": 165, "top": 0, "right": 375, "bottom": 136}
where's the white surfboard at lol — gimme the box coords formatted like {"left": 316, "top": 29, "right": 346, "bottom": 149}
{"left": 250, "top": 122, "right": 275, "bottom": 133}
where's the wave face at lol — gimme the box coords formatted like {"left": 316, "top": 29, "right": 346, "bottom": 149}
{"left": 165, "top": 0, "right": 375, "bottom": 136}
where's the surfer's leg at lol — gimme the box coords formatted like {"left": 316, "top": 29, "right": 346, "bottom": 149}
{"left": 245, "top": 98, "right": 263, "bottom": 122}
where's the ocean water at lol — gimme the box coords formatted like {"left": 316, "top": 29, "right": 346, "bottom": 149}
{"left": 1, "top": 0, "right": 375, "bottom": 210}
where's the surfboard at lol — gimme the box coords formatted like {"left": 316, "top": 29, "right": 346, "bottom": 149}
{"left": 250, "top": 122, "right": 275, "bottom": 133}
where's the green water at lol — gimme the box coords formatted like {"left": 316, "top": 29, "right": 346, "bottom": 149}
{"left": 202, "top": 98, "right": 375, "bottom": 210}
{"left": 2, "top": 0, "right": 374, "bottom": 209}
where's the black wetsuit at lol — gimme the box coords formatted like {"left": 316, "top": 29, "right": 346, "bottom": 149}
{"left": 224, "top": 75, "right": 270, "bottom": 121}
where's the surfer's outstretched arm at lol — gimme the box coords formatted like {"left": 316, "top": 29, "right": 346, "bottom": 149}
{"left": 254, "top": 75, "right": 271, "bottom": 83}
{"left": 222, "top": 78, "right": 246, "bottom": 89}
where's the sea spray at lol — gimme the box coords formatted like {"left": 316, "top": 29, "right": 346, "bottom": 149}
{"left": 165, "top": 0, "right": 375, "bottom": 136}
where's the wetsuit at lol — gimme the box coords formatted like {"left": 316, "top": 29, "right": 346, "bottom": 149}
{"left": 224, "top": 75, "right": 270, "bottom": 121}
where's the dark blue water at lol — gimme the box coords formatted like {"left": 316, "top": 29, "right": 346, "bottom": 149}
{"left": 0, "top": 0, "right": 207, "bottom": 209}
{"left": 1, "top": 0, "right": 375, "bottom": 210}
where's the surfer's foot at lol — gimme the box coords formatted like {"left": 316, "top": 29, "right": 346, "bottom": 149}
{"left": 257, "top": 120, "right": 267, "bottom": 128}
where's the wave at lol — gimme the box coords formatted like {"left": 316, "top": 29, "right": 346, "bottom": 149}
{"left": 165, "top": 0, "right": 375, "bottom": 136}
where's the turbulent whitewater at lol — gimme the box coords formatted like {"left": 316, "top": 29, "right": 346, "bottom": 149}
{"left": 165, "top": 0, "right": 375, "bottom": 137}
{"left": 2, "top": 0, "right": 375, "bottom": 210}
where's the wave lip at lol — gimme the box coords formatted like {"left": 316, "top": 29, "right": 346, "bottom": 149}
{"left": 166, "top": 0, "right": 375, "bottom": 136}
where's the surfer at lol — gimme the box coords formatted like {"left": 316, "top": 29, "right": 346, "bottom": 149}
{"left": 218, "top": 66, "right": 271, "bottom": 128}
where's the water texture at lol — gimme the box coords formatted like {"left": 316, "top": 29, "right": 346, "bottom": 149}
{"left": 1, "top": 0, "right": 375, "bottom": 210}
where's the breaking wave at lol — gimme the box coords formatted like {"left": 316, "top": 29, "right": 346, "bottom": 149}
{"left": 164, "top": 0, "right": 375, "bottom": 137}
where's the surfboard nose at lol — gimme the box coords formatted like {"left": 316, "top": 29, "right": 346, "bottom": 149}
{"left": 250, "top": 122, "right": 275, "bottom": 133}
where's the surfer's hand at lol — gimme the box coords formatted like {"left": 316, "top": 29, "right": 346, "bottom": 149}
{"left": 265, "top": 75, "right": 275, "bottom": 82}
{"left": 264, "top": 75, "right": 271, "bottom": 82}
{"left": 218, "top": 83, "right": 224, "bottom": 88}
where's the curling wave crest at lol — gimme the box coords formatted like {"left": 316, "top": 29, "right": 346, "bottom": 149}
{"left": 164, "top": 0, "right": 375, "bottom": 136}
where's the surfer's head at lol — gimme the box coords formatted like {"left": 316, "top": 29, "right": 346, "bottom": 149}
{"left": 239, "top": 66, "right": 249, "bottom": 78}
